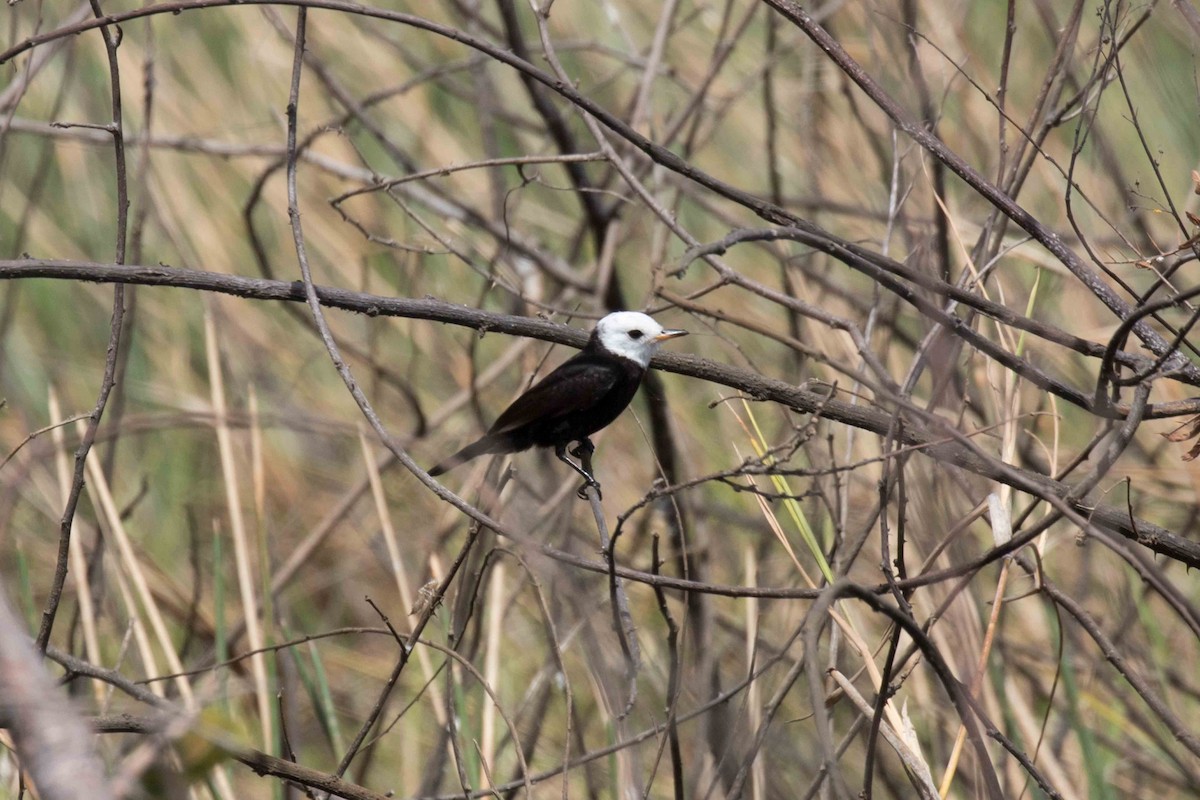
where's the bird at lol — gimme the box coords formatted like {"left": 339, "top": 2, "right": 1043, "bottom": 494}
{"left": 429, "top": 311, "right": 688, "bottom": 496}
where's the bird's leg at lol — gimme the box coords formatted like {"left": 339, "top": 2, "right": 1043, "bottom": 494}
{"left": 571, "top": 439, "right": 603, "bottom": 500}
{"left": 556, "top": 440, "right": 602, "bottom": 500}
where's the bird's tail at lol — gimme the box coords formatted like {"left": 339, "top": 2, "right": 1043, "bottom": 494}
{"left": 428, "top": 436, "right": 504, "bottom": 476}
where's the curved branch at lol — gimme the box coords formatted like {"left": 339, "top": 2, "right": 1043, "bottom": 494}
{"left": 3, "top": 0, "right": 1191, "bottom": 380}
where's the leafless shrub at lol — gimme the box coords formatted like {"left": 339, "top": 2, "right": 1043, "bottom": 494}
{"left": 2, "top": 1, "right": 1200, "bottom": 798}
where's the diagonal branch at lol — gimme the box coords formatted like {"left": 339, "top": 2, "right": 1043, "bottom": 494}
{"left": 758, "top": 0, "right": 1194, "bottom": 375}
{"left": 1, "top": 259, "right": 1197, "bottom": 568}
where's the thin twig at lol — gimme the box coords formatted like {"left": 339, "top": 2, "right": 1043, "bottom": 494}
{"left": 36, "top": 0, "right": 129, "bottom": 652}
{"left": 579, "top": 445, "right": 641, "bottom": 717}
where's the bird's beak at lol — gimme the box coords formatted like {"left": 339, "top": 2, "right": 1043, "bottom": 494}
{"left": 654, "top": 329, "right": 688, "bottom": 342}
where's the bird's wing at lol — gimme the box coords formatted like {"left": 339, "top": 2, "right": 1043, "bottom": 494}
{"left": 487, "top": 357, "right": 622, "bottom": 436}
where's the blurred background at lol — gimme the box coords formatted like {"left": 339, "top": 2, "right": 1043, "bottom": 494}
{"left": 2, "top": 1, "right": 1200, "bottom": 797}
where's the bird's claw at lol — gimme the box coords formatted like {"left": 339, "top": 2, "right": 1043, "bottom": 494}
{"left": 577, "top": 477, "right": 603, "bottom": 501}
{"left": 558, "top": 439, "right": 601, "bottom": 500}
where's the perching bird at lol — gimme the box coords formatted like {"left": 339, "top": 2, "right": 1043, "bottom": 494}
{"left": 429, "top": 311, "right": 687, "bottom": 495}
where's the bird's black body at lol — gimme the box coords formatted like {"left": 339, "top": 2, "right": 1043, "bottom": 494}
{"left": 429, "top": 311, "right": 686, "bottom": 496}
{"left": 428, "top": 335, "right": 644, "bottom": 476}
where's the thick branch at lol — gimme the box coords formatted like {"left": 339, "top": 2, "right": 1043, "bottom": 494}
{"left": 1, "top": 259, "right": 1196, "bottom": 567}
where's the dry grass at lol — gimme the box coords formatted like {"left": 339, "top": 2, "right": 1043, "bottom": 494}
{"left": 2, "top": 1, "right": 1200, "bottom": 798}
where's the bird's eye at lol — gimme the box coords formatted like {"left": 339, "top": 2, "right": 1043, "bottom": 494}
{"left": 628, "top": 330, "right": 644, "bottom": 340}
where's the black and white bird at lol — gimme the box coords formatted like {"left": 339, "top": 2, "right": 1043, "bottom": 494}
{"left": 429, "top": 311, "right": 687, "bottom": 495}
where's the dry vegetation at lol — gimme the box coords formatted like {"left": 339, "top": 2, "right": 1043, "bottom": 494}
{"left": 3, "top": 0, "right": 1200, "bottom": 798}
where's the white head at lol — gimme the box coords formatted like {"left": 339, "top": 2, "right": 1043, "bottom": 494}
{"left": 593, "top": 311, "right": 688, "bottom": 368}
